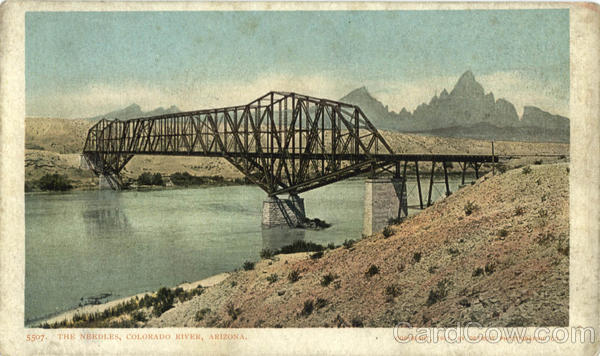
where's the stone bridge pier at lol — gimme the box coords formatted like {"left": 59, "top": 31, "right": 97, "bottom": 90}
{"left": 363, "top": 177, "right": 408, "bottom": 236}
{"left": 262, "top": 194, "right": 306, "bottom": 228}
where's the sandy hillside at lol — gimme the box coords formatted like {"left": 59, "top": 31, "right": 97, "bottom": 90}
{"left": 138, "top": 163, "right": 569, "bottom": 328}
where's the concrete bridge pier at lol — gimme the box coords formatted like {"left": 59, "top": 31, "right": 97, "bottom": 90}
{"left": 262, "top": 194, "right": 306, "bottom": 228}
{"left": 363, "top": 177, "right": 408, "bottom": 236}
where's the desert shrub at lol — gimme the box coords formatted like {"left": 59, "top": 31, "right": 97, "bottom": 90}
{"left": 557, "top": 238, "right": 569, "bottom": 257}
{"left": 327, "top": 243, "right": 336, "bottom": 250}
{"left": 137, "top": 172, "right": 154, "bottom": 185}
{"left": 382, "top": 226, "right": 394, "bottom": 238}
{"left": 260, "top": 248, "right": 275, "bottom": 259}
{"left": 534, "top": 159, "right": 543, "bottom": 165}
{"left": 514, "top": 206, "right": 525, "bottom": 216}
{"left": 38, "top": 173, "right": 73, "bottom": 191}
{"left": 242, "top": 261, "right": 255, "bottom": 271}
{"left": 351, "top": 317, "right": 364, "bottom": 327}
{"left": 384, "top": 284, "right": 401, "bottom": 298}
{"left": 321, "top": 273, "right": 338, "bottom": 287}
{"left": 498, "top": 228, "right": 509, "bottom": 237}
{"left": 463, "top": 201, "right": 478, "bottom": 216}
{"left": 365, "top": 264, "right": 379, "bottom": 278}
{"left": 278, "top": 240, "right": 324, "bottom": 254}
{"left": 230, "top": 281, "right": 237, "bottom": 287}
{"left": 152, "top": 287, "right": 174, "bottom": 317}
{"left": 472, "top": 267, "right": 484, "bottom": 277}
{"left": 315, "top": 298, "right": 328, "bottom": 310}
{"left": 131, "top": 311, "right": 147, "bottom": 322}
{"left": 458, "top": 298, "right": 471, "bottom": 308}
{"left": 428, "top": 266, "right": 438, "bottom": 274}
{"left": 266, "top": 274, "right": 278, "bottom": 284}
{"left": 226, "top": 302, "right": 241, "bottom": 320}
{"left": 310, "top": 251, "right": 324, "bottom": 260}
{"left": 522, "top": 166, "right": 532, "bottom": 174}
{"left": 152, "top": 173, "right": 164, "bottom": 186}
{"left": 448, "top": 247, "right": 460, "bottom": 256}
{"left": 426, "top": 279, "right": 451, "bottom": 306}
{"left": 25, "top": 180, "right": 37, "bottom": 192}
{"left": 288, "top": 270, "right": 300, "bottom": 283}
{"left": 195, "top": 308, "right": 211, "bottom": 322}
{"left": 342, "top": 239, "right": 355, "bottom": 249}
{"left": 300, "top": 300, "right": 314, "bottom": 316}
{"left": 535, "top": 232, "right": 556, "bottom": 245}
{"left": 485, "top": 262, "right": 495, "bottom": 275}
{"left": 496, "top": 163, "right": 508, "bottom": 174}
{"left": 387, "top": 217, "right": 404, "bottom": 225}
{"left": 413, "top": 252, "right": 422, "bottom": 263}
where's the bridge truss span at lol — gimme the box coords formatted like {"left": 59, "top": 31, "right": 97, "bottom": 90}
{"left": 82, "top": 91, "right": 497, "bottom": 196}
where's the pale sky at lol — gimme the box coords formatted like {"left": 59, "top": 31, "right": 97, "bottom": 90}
{"left": 25, "top": 10, "right": 569, "bottom": 118}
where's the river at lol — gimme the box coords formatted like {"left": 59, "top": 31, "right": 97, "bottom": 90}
{"left": 25, "top": 177, "right": 463, "bottom": 325}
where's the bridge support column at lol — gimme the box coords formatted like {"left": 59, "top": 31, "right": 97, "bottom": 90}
{"left": 262, "top": 194, "right": 306, "bottom": 228}
{"left": 363, "top": 177, "right": 407, "bottom": 236}
{"left": 99, "top": 174, "right": 122, "bottom": 191}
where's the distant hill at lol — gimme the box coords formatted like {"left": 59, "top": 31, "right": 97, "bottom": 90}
{"left": 86, "top": 104, "right": 180, "bottom": 122}
{"left": 339, "top": 71, "right": 569, "bottom": 143}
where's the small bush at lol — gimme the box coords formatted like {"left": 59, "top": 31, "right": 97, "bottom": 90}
{"left": 351, "top": 317, "right": 364, "bottom": 327}
{"left": 535, "top": 232, "right": 555, "bottom": 245}
{"left": 38, "top": 173, "right": 73, "bottom": 191}
{"left": 448, "top": 247, "right": 460, "bottom": 256}
{"left": 522, "top": 166, "right": 532, "bottom": 174}
{"left": 152, "top": 287, "right": 174, "bottom": 317}
{"left": 464, "top": 201, "right": 478, "bottom": 216}
{"left": 498, "top": 228, "right": 509, "bottom": 237}
{"left": 458, "top": 298, "right": 471, "bottom": 308}
{"left": 195, "top": 308, "right": 211, "bottom": 322}
{"left": 384, "top": 284, "right": 401, "bottom": 298}
{"left": 428, "top": 266, "right": 438, "bottom": 274}
{"left": 387, "top": 217, "right": 404, "bottom": 225}
{"left": 514, "top": 206, "right": 525, "bottom": 216}
{"left": 382, "top": 226, "right": 394, "bottom": 238}
{"left": 152, "top": 173, "right": 164, "bottom": 186}
{"left": 288, "top": 270, "right": 300, "bottom": 283}
{"left": 426, "top": 279, "right": 451, "bottom": 306}
{"left": 226, "top": 302, "right": 241, "bottom": 320}
{"left": 300, "top": 300, "right": 314, "bottom": 316}
{"left": 485, "top": 262, "right": 495, "bottom": 275}
{"left": 310, "top": 251, "right": 324, "bottom": 260}
{"left": 321, "top": 273, "right": 338, "bottom": 287}
{"left": 327, "top": 243, "right": 336, "bottom": 250}
{"left": 365, "top": 264, "right": 379, "bottom": 278}
{"left": 242, "top": 261, "right": 255, "bottom": 271}
{"left": 343, "top": 239, "right": 355, "bottom": 249}
{"left": 260, "top": 248, "right": 275, "bottom": 259}
{"left": 278, "top": 240, "right": 325, "bottom": 254}
{"left": 496, "top": 164, "right": 508, "bottom": 174}
{"left": 472, "top": 267, "right": 484, "bottom": 277}
{"left": 315, "top": 298, "right": 328, "bottom": 309}
{"left": 413, "top": 252, "right": 422, "bottom": 263}
{"left": 266, "top": 274, "right": 278, "bottom": 284}
{"left": 534, "top": 159, "right": 543, "bottom": 165}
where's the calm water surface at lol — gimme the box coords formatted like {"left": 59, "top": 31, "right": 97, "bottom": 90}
{"left": 25, "top": 178, "right": 460, "bottom": 324}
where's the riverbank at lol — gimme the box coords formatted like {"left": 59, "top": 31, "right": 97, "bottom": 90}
{"left": 37, "top": 162, "right": 569, "bottom": 328}
{"left": 34, "top": 273, "right": 231, "bottom": 327}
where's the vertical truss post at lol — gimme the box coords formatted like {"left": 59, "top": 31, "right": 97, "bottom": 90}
{"left": 415, "top": 160, "right": 423, "bottom": 209}
{"left": 443, "top": 161, "right": 451, "bottom": 196}
{"left": 428, "top": 161, "right": 436, "bottom": 207}
{"left": 460, "top": 162, "right": 466, "bottom": 185}
{"left": 474, "top": 163, "right": 480, "bottom": 179}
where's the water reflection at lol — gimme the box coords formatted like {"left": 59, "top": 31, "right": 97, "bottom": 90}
{"left": 261, "top": 227, "right": 306, "bottom": 250}
{"left": 81, "top": 191, "right": 130, "bottom": 237}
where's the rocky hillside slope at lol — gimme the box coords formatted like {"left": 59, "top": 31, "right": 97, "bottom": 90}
{"left": 145, "top": 163, "right": 568, "bottom": 328}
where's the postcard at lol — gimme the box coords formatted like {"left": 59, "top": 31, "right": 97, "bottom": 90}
{"left": 1, "top": 1, "right": 599, "bottom": 355}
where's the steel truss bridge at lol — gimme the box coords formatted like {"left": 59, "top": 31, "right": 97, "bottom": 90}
{"left": 82, "top": 92, "right": 497, "bottom": 206}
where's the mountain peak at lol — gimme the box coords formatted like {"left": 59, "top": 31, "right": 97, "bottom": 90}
{"left": 451, "top": 70, "right": 485, "bottom": 98}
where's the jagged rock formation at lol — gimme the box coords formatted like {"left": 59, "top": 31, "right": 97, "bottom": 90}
{"left": 86, "top": 104, "right": 180, "bottom": 121}
{"left": 339, "top": 71, "right": 569, "bottom": 143}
